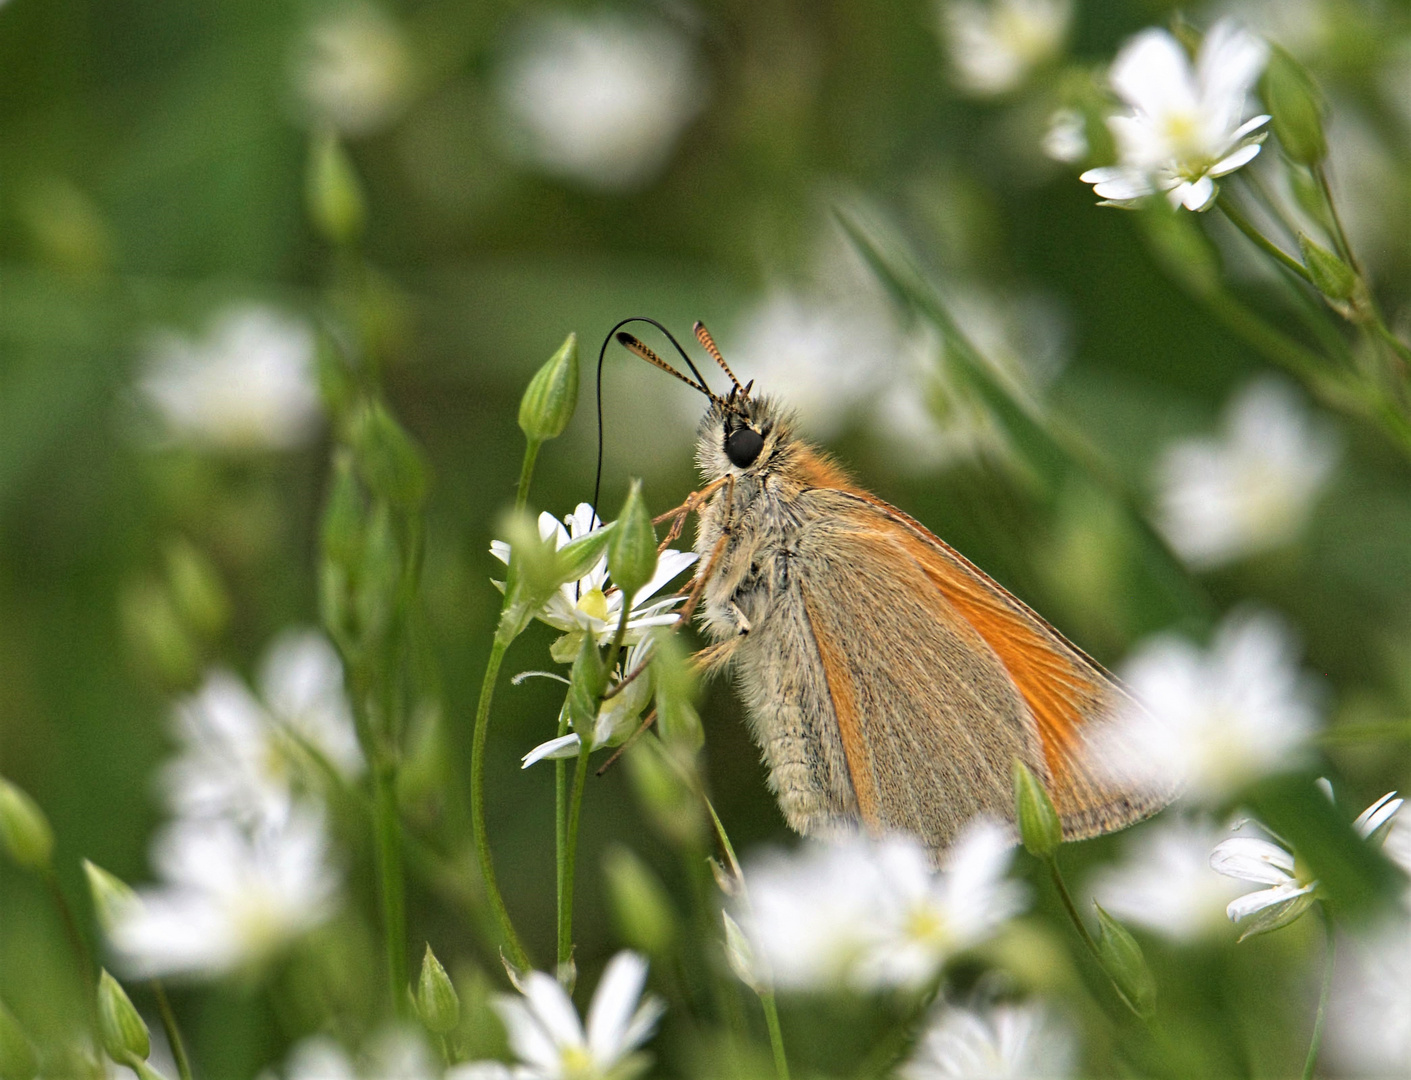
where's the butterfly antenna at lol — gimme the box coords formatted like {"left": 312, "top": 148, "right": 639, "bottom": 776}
{"left": 693, "top": 321, "right": 745, "bottom": 395}
{"left": 617, "top": 333, "right": 718, "bottom": 401}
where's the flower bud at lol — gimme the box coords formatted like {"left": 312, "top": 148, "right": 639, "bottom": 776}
{"left": 0, "top": 998, "right": 38, "bottom": 1080}
{"left": 518, "top": 333, "right": 580, "bottom": 444}
{"left": 164, "top": 538, "right": 229, "bottom": 640}
{"left": 623, "top": 741, "right": 705, "bottom": 848}
{"left": 306, "top": 132, "right": 366, "bottom": 246}
{"left": 83, "top": 860, "right": 140, "bottom": 934}
{"left": 1261, "top": 46, "right": 1327, "bottom": 165}
{"left": 607, "top": 480, "right": 657, "bottom": 602}
{"left": 321, "top": 450, "right": 365, "bottom": 576}
{"left": 568, "top": 633, "right": 608, "bottom": 739}
{"left": 349, "top": 401, "right": 429, "bottom": 511}
{"left": 496, "top": 511, "right": 559, "bottom": 644}
{"left": 1092, "top": 903, "right": 1157, "bottom": 1018}
{"left": 1298, "top": 234, "right": 1358, "bottom": 302}
{"left": 1012, "top": 760, "right": 1062, "bottom": 859}
{"left": 603, "top": 846, "right": 678, "bottom": 957}
{"left": 97, "top": 970, "right": 150, "bottom": 1065}
{"left": 415, "top": 944, "right": 460, "bottom": 1036}
{"left": 722, "top": 911, "right": 767, "bottom": 994}
{"left": 0, "top": 778, "right": 53, "bottom": 873}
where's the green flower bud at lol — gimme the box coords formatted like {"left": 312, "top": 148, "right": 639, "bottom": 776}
{"left": 554, "top": 523, "right": 613, "bottom": 590}
{"left": 119, "top": 582, "right": 198, "bottom": 688}
{"left": 1011, "top": 760, "right": 1062, "bottom": 859}
{"left": 518, "top": 333, "right": 580, "bottom": 443}
{"left": 350, "top": 401, "right": 429, "bottom": 511}
{"left": 306, "top": 132, "right": 366, "bottom": 246}
{"left": 568, "top": 633, "right": 608, "bottom": 739}
{"left": 496, "top": 510, "right": 561, "bottom": 644}
{"left": 607, "top": 480, "right": 657, "bottom": 602}
{"left": 1298, "top": 233, "right": 1358, "bottom": 301}
{"left": 623, "top": 741, "right": 705, "bottom": 848}
{"left": 0, "top": 998, "right": 38, "bottom": 1080}
{"left": 83, "top": 860, "right": 139, "bottom": 934}
{"left": 321, "top": 450, "right": 366, "bottom": 575}
{"left": 1261, "top": 46, "right": 1327, "bottom": 165}
{"left": 603, "top": 846, "right": 678, "bottom": 957}
{"left": 97, "top": 970, "right": 150, "bottom": 1065}
{"left": 1092, "top": 903, "right": 1157, "bottom": 1018}
{"left": 164, "top": 538, "right": 229, "bottom": 640}
{"left": 649, "top": 630, "right": 702, "bottom": 753}
{"left": 354, "top": 503, "right": 401, "bottom": 646}
{"left": 415, "top": 944, "right": 461, "bottom": 1036}
{"left": 0, "top": 778, "right": 53, "bottom": 873}
{"left": 722, "top": 911, "right": 767, "bottom": 993}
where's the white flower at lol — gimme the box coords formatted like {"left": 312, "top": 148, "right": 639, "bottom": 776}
{"left": 108, "top": 807, "right": 339, "bottom": 980}
{"left": 900, "top": 1001, "right": 1076, "bottom": 1079}
{"left": 1155, "top": 378, "right": 1338, "bottom": 568}
{"left": 274, "top": 1029, "right": 438, "bottom": 1080}
{"left": 292, "top": 2, "right": 414, "bottom": 136}
{"left": 453, "top": 951, "right": 664, "bottom": 1080}
{"left": 737, "top": 820, "right": 1026, "bottom": 992}
{"left": 1042, "top": 107, "right": 1088, "bottom": 163}
{"left": 1325, "top": 917, "right": 1411, "bottom": 1077}
{"left": 496, "top": 12, "right": 706, "bottom": 191}
{"left": 521, "top": 641, "right": 656, "bottom": 769}
{"left": 1088, "top": 607, "right": 1319, "bottom": 806}
{"left": 161, "top": 630, "right": 363, "bottom": 827}
{"left": 489, "top": 503, "right": 696, "bottom": 646}
{"left": 1079, "top": 20, "right": 1270, "bottom": 211}
{"left": 1210, "top": 792, "right": 1401, "bottom": 940}
{"left": 138, "top": 305, "right": 321, "bottom": 451}
{"left": 939, "top": 0, "right": 1072, "bottom": 97}
{"left": 1090, "top": 817, "right": 1248, "bottom": 943}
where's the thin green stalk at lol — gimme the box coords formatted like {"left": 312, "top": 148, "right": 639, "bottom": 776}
{"left": 150, "top": 982, "right": 194, "bottom": 1080}
{"left": 43, "top": 870, "right": 95, "bottom": 994}
{"left": 469, "top": 634, "right": 531, "bottom": 972}
{"left": 759, "top": 990, "right": 791, "bottom": 1080}
{"left": 1046, "top": 857, "right": 1101, "bottom": 961}
{"left": 1312, "top": 163, "right": 1361, "bottom": 274}
{"left": 373, "top": 760, "right": 409, "bottom": 1012}
{"left": 1218, "top": 196, "right": 1315, "bottom": 285}
{"left": 554, "top": 708, "right": 570, "bottom": 970}
{"left": 1302, "top": 904, "right": 1336, "bottom": 1080}
{"left": 558, "top": 741, "right": 593, "bottom": 972}
{"left": 516, "top": 440, "right": 541, "bottom": 513}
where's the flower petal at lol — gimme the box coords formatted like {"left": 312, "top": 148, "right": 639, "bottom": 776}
{"left": 491, "top": 997, "right": 561, "bottom": 1072}
{"left": 1355, "top": 791, "right": 1403, "bottom": 842}
{"left": 1228, "top": 882, "right": 1317, "bottom": 940}
{"left": 521, "top": 734, "right": 582, "bottom": 768}
{"left": 1208, "top": 141, "right": 1263, "bottom": 177}
{"left": 520, "top": 971, "right": 587, "bottom": 1050}
{"left": 586, "top": 951, "right": 651, "bottom": 1062}
{"left": 1110, "top": 28, "right": 1198, "bottom": 118}
{"left": 1210, "top": 837, "right": 1296, "bottom": 884}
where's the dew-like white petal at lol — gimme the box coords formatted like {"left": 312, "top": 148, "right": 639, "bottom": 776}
{"left": 520, "top": 734, "right": 582, "bottom": 769}
{"left": 1210, "top": 836, "right": 1297, "bottom": 884}
{"left": 585, "top": 951, "right": 650, "bottom": 1062}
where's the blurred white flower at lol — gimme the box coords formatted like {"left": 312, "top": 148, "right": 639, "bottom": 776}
{"left": 497, "top": 12, "right": 706, "bottom": 191}
{"left": 293, "top": 2, "right": 414, "bottom": 136}
{"left": 273, "top": 1028, "right": 437, "bottom": 1080}
{"left": 1090, "top": 817, "right": 1248, "bottom": 943}
{"left": 939, "top": 0, "right": 1072, "bottom": 97}
{"left": 139, "top": 304, "right": 321, "bottom": 451}
{"left": 453, "top": 951, "right": 663, "bottom": 1080}
{"left": 162, "top": 630, "right": 362, "bottom": 827}
{"left": 737, "top": 820, "right": 1026, "bottom": 992}
{"left": 1088, "top": 607, "right": 1320, "bottom": 806}
{"left": 108, "top": 807, "right": 339, "bottom": 980}
{"left": 1080, "top": 20, "right": 1269, "bottom": 211}
{"left": 900, "top": 1001, "right": 1076, "bottom": 1079}
{"left": 521, "top": 640, "right": 655, "bottom": 768}
{"left": 1042, "top": 107, "right": 1088, "bottom": 163}
{"left": 1325, "top": 917, "right": 1411, "bottom": 1077}
{"left": 490, "top": 503, "right": 696, "bottom": 647}
{"left": 1155, "top": 378, "right": 1338, "bottom": 568}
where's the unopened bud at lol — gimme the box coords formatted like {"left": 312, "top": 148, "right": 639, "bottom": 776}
{"left": 306, "top": 132, "right": 366, "bottom": 246}
{"left": 415, "top": 944, "right": 460, "bottom": 1036}
{"left": 1092, "top": 903, "right": 1157, "bottom": 1018}
{"left": 607, "top": 480, "right": 657, "bottom": 602}
{"left": 1298, "top": 234, "right": 1358, "bottom": 302}
{"left": 623, "top": 741, "right": 705, "bottom": 848}
{"left": 722, "top": 911, "right": 767, "bottom": 993}
{"left": 1012, "top": 760, "right": 1062, "bottom": 859}
{"left": 518, "top": 333, "right": 580, "bottom": 443}
{"left": 321, "top": 450, "right": 365, "bottom": 575}
{"left": 164, "top": 538, "right": 229, "bottom": 640}
{"left": 97, "top": 970, "right": 150, "bottom": 1065}
{"left": 0, "top": 779, "right": 53, "bottom": 873}
{"left": 567, "top": 634, "right": 608, "bottom": 739}
{"left": 0, "top": 998, "right": 37, "bottom": 1080}
{"left": 604, "top": 846, "right": 678, "bottom": 957}
{"left": 83, "top": 860, "right": 139, "bottom": 935}
{"left": 1261, "top": 46, "right": 1327, "bottom": 165}
{"left": 350, "top": 401, "right": 428, "bottom": 511}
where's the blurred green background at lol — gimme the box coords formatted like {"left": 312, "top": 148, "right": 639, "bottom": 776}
{"left": 3, "top": 0, "right": 1411, "bottom": 1076}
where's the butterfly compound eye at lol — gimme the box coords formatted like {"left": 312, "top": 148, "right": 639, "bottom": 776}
{"left": 724, "top": 426, "right": 764, "bottom": 468}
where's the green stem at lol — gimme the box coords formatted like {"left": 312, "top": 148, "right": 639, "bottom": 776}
{"left": 150, "top": 981, "right": 194, "bottom": 1080}
{"left": 469, "top": 634, "right": 531, "bottom": 972}
{"left": 759, "top": 990, "right": 791, "bottom": 1080}
{"left": 43, "top": 870, "right": 96, "bottom": 995}
{"left": 1312, "top": 163, "right": 1361, "bottom": 274}
{"left": 373, "top": 759, "right": 408, "bottom": 1012}
{"left": 559, "top": 741, "right": 593, "bottom": 973}
{"left": 1302, "top": 904, "right": 1336, "bottom": 1080}
{"left": 516, "top": 440, "right": 541, "bottom": 513}
{"left": 554, "top": 705, "right": 570, "bottom": 971}
{"left": 1218, "top": 196, "right": 1315, "bottom": 285}
{"left": 1046, "top": 857, "right": 1102, "bottom": 962}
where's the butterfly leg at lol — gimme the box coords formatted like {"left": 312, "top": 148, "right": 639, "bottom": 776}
{"left": 654, "top": 474, "right": 730, "bottom": 550}
{"left": 675, "top": 475, "right": 735, "bottom": 627}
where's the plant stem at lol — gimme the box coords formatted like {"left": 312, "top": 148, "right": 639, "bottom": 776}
{"left": 1218, "top": 196, "right": 1315, "bottom": 285}
{"left": 372, "top": 759, "right": 409, "bottom": 1012}
{"left": 559, "top": 740, "right": 593, "bottom": 974}
{"left": 759, "top": 990, "right": 791, "bottom": 1080}
{"left": 1046, "top": 857, "right": 1101, "bottom": 961}
{"left": 554, "top": 706, "right": 570, "bottom": 971}
{"left": 516, "top": 440, "right": 541, "bottom": 513}
{"left": 469, "top": 634, "right": 531, "bottom": 972}
{"left": 1302, "top": 904, "right": 1336, "bottom": 1080}
{"left": 150, "top": 981, "right": 194, "bottom": 1080}
{"left": 1312, "top": 163, "right": 1361, "bottom": 274}
{"left": 43, "top": 870, "right": 95, "bottom": 994}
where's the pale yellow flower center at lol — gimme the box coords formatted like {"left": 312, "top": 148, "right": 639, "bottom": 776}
{"left": 577, "top": 587, "right": 609, "bottom": 622}
{"left": 558, "top": 1044, "right": 598, "bottom": 1079}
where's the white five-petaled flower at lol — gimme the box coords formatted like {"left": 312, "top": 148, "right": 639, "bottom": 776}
{"left": 496, "top": 12, "right": 706, "bottom": 191}
{"left": 1210, "top": 791, "right": 1403, "bottom": 940}
{"left": 291, "top": 2, "right": 414, "bottom": 136}
{"left": 900, "top": 1001, "right": 1076, "bottom": 1079}
{"left": 1090, "top": 816, "right": 1250, "bottom": 943}
{"left": 107, "top": 807, "right": 339, "bottom": 980}
{"left": 1079, "top": 19, "right": 1270, "bottom": 211}
{"left": 1088, "top": 607, "right": 1319, "bottom": 806}
{"left": 272, "top": 1028, "right": 438, "bottom": 1080}
{"left": 939, "top": 0, "right": 1073, "bottom": 97}
{"left": 520, "top": 639, "right": 656, "bottom": 769}
{"left": 138, "top": 304, "right": 321, "bottom": 451}
{"left": 736, "top": 819, "right": 1026, "bottom": 992}
{"left": 451, "top": 951, "right": 664, "bottom": 1080}
{"left": 1156, "top": 378, "right": 1338, "bottom": 569}
{"left": 161, "top": 630, "right": 363, "bottom": 827}
{"left": 490, "top": 503, "right": 696, "bottom": 646}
